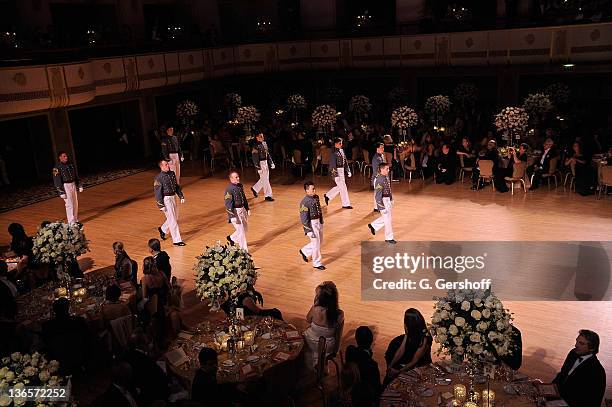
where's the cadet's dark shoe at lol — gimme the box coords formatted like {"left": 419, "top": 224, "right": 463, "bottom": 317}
{"left": 385, "top": 239, "right": 397, "bottom": 244}
{"left": 314, "top": 265, "right": 326, "bottom": 270}
{"left": 173, "top": 242, "right": 186, "bottom": 246}
{"left": 158, "top": 227, "right": 167, "bottom": 240}
{"left": 227, "top": 235, "right": 234, "bottom": 245}
{"left": 251, "top": 187, "right": 258, "bottom": 198}
{"left": 373, "top": 208, "right": 379, "bottom": 212}
{"left": 265, "top": 197, "right": 275, "bottom": 202}
{"left": 342, "top": 206, "right": 353, "bottom": 209}
{"left": 368, "top": 224, "right": 375, "bottom": 235}
{"left": 324, "top": 194, "right": 329, "bottom": 206}
{"left": 299, "top": 250, "right": 308, "bottom": 263}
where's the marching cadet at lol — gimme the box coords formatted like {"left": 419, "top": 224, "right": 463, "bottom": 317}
{"left": 225, "top": 170, "right": 250, "bottom": 252}
{"left": 154, "top": 159, "right": 186, "bottom": 246}
{"left": 368, "top": 162, "right": 396, "bottom": 244}
{"left": 53, "top": 151, "right": 83, "bottom": 224}
{"left": 161, "top": 125, "right": 184, "bottom": 183}
{"left": 323, "top": 138, "right": 353, "bottom": 209}
{"left": 250, "top": 133, "right": 275, "bottom": 201}
{"left": 371, "top": 142, "right": 386, "bottom": 211}
{"left": 299, "top": 181, "right": 325, "bottom": 270}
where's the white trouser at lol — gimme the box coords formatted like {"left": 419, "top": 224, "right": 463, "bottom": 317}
{"left": 301, "top": 219, "right": 323, "bottom": 267}
{"left": 161, "top": 195, "right": 182, "bottom": 243}
{"left": 372, "top": 179, "right": 377, "bottom": 209}
{"left": 371, "top": 197, "right": 394, "bottom": 240}
{"left": 326, "top": 168, "right": 351, "bottom": 206}
{"left": 252, "top": 161, "right": 273, "bottom": 197}
{"left": 62, "top": 182, "right": 79, "bottom": 224}
{"left": 230, "top": 207, "right": 249, "bottom": 252}
{"left": 169, "top": 153, "right": 181, "bottom": 184}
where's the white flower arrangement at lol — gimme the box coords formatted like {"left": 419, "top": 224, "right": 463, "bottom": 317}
{"left": 0, "top": 352, "right": 70, "bottom": 406}
{"left": 453, "top": 83, "right": 478, "bottom": 108}
{"left": 194, "top": 242, "right": 258, "bottom": 311}
{"left": 522, "top": 93, "right": 553, "bottom": 116}
{"left": 224, "top": 93, "right": 242, "bottom": 108}
{"left": 425, "top": 95, "right": 451, "bottom": 119}
{"left": 235, "top": 106, "right": 260, "bottom": 126}
{"left": 430, "top": 289, "right": 516, "bottom": 364}
{"left": 494, "top": 106, "right": 529, "bottom": 135}
{"left": 544, "top": 83, "right": 570, "bottom": 107}
{"left": 311, "top": 104, "right": 337, "bottom": 128}
{"left": 175, "top": 100, "right": 199, "bottom": 118}
{"left": 32, "top": 222, "right": 89, "bottom": 267}
{"left": 286, "top": 94, "right": 307, "bottom": 111}
{"left": 391, "top": 106, "right": 419, "bottom": 130}
{"left": 348, "top": 95, "right": 372, "bottom": 114}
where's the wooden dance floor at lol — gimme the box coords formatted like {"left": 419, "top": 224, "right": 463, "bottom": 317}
{"left": 1, "top": 163, "right": 611, "bottom": 397}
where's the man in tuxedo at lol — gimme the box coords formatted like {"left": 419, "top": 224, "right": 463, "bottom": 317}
{"left": 192, "top": 347, "right": 245, "bottom": 407}
{"left": 527, "top": 138, "right": 558, "bottom": 190}
{"left": 148, "top": 238, "right": 171, "bottom": 280}
{"left": 345, "top": 326, "right": 381, "bottom": 398}
{"left": 435, "top": 144, "right": 457, "bottom": 185}
{"left": 552, "top": 329, "right": 606, "bottom": 407}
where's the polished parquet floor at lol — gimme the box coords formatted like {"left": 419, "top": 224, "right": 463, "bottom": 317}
{"left": 1, "top": 161, "right": 611, "bottom": 399}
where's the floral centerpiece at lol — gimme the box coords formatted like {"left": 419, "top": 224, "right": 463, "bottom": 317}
{"left": 425, "top": 95, "right": 451, "bottom": 124}
{"left": 235, "top": 106, "right": 260, "bottom": 126}
{"left": 348, "top": 95, "right": 372, "bottom": 116}
{"left": 391, "top": 106, "right": 419, "bottom": 130}
{"left": 194, "top": 242, "right": 258, "bottom": 311}
{"left": 544, "top": 83, "right": 570, "bottom": 108}
{"left": 523, "top": 93, "right": 553, "bottom": 117}
{"left": 494, "top": 106, "right": 529, "bottom": 140}
{"left": 0, "top": 352, "right": 70, "bottom": 406}
{"left": 32, "top": 222, "right": 89, "bottom": 283}
{"left": 430, "top": 289, "right": 516, "bottom": 364}
{"left": 286, "top": 94, "right": 307, "bottom": 111}
{"left": 311, "top": 104, "right": 337, "bottom": 128}
{"left": 453, "top": 83, "right": 478, "bottom": 110}
{"left": 175, "top": 100, "right": 199, "bottom": 118}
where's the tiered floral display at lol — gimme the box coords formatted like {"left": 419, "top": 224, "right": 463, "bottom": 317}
{"left": 494, "top": 106, "right": 529, "bottom": 141}
{"left": 311, "top": 105, "right": 337, "bottom": 129}
{"left": 175, "top": 100, "right": 199, "bottom": 118}
{"left": 391, "top": 106, "right": 419, "bottom": 130}
{"left": 522, "top": 93, "right": 553, "bottom": 117}
{"left": 235, "top": 106, "right": 260, "bottom": 126}
{"left": 425, "top": 95, "right": 451, "bottom": 125}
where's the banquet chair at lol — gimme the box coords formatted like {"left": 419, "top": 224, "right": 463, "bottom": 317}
{"left": 403, "top": 153, "right": 424, "bottom": 183}
{"left": 281, "top": 146, "right": 294, "bottom": 172}
{"left": 459, "top": 155, "right": 473, "bottom": 183}
{"left": 319, "top": 147, "right": 331, "bottom": 176}
{"left": 291, "top": 150, "right": 307, "bottom": 178}
{"left": 110, "top": 314, "right": 136, "bottom": 353}
{"left": 384, "top": 152, "right": 394, "bottom": 180}
{"left": 598, "top": 166, "right": 612, "bottom": 199}
{"left": 563, "top": 161, "right": 576, "bottom": 192}
{"left": 476, "top": 160, "right": 495, "bottom": 191}
{"left": 347, "top": 145, "right": 362, "bottom": 174}
{"left": 262, "top": 358, "right": 298, "bottom": 406}
{"left": 533, "top": 157, "right": 560, "bottom": 189}
{"left": 324, "top": 318, "right": 344, "bottom": 388}
{"left": 362, "top": 149, "right": 372, "bottom": 178}
{"left": 314, "top": 336, "right": 329, "bottom": 407}
{"left": 210, "top": 140, "right": 230, "bottom": 175}
{"left": 504, "top": 162, "right": 527, "bottom": 195}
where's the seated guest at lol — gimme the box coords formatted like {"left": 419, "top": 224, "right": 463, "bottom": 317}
{"left": 435, "top": 144, "right": 456, "bottom": 185}
{"left": 6, "top": 223, "right": 33, "bottom": 278}
{"left": 490, "top": 324, "right": 523, "bottom": 370}
{"left": 42, "top": 297, "right": 93, "bottom": 376}
{"left": 113, "top": 242, "right": 135, "bottom": 282}
{"left": 384, "top": 308, "right": 432, "bottom": 387}
{"left": 471, "top": 140, "right": 500, "bottom": 190}
{"left": 565, "top": 141, "right": 595, "bottom": 196}
{"left": 141, "top": 256, "right": 169, "bottom": 308}
{"left": 101, "top": 284, "right": 131, "bottom": 326}
{"left": 527, "top": 138, "right": 558, "bottom": 190}
{"left": 148, "top": 238, "right": 171, "bottom": 281}
{"left": 329, "top": 362, "right": 362, "bottom": 407}
{"left": 303, "top": 281, "right": 345, "bottom": 370}
{"left": 456, "top": 137, "right": 476, "bottom": 168}
{"left": 124, "top": 329, "right": 169, "bottom": 406}
{"left": 0, "top": 260, "right": 17, "bottom": 298}
{"left": 494, "top": 143, "right": 528, "bottom": 193}
{"left": 221, "top": 281, "right": 282, "bottom": 320}
{"left": 192, "top": 347, "right": 243, "bottom": 407}
{"left": 345, "top": 326, "right": 381, "bottom": 398}
{"left": 421, "top": 143, "right": 437, "bottom": 179}
{"left": 383, "top": 135, "right": 401, "bottom": 181}
{"left": 94, "top": 360, "right": 139, "bottom": 407}
{"left": 552, "top": 330, "right": 606, "bottom": 407}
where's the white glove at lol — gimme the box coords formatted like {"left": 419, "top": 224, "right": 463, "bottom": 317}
{"left": 442, "top": 169, "right": 447, "bottom": 173}
{"left": 247, "top": 210, "right": 251, "bottom": 216}
{"left": 78, "top": 187, "right": 83, "bottom": 193}
{"left": 270, "top": 163, "right": 275, "bottom": 169}
{"left": 307, "top": 232, "right": 315, "bottom": 238}
{"left": 160, "top": 207, "right": 167, "bottom": 212}
{"left": 180, "top": 156, "right": 184, "bottom": 162}
{"left": 60, "top": 194, "right": 67, "bottom": 199}
{"left": 180, "top": 198, "right": 185, "bottom": 204}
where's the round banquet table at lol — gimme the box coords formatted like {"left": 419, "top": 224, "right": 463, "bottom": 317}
{"left": 166, "top": 315, "right": 304, "bottom": 388}
{"left": 381, "top": 361, "right": 538, "bottom": 407}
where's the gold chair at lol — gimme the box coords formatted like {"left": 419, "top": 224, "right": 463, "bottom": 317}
{"left": 459, "top": 155, "right": 474, "bottom": 183}
{"left": 403, "top": 153, "right": 424, "bottom": 182}
{"left": 563, "top": 161, "right": 576, "bottom": 191}
{"left": 362, "top": 149, "right": 372, "bottom": 177}
{"left": 598, "top": 165, "right": 612, "bottom": 199}
{"left": 533, "top": 157, "right": 560, "bottom": 189}
{"left": 476, "top": 159, "right": 495, "bottom": 191}
{"left": 504, "top": 162, "right": 527, "bottom": 195}
{"left": 319, "top": 147, "right": 331, "bottom": 176}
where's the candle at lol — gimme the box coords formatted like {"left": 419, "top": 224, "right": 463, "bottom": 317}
{"left": 56, "top": 287, "right": 68, "bottom": 298}
{"left": 450, "top": 400, "right": 461, "bottom": 407}
{"left": 237, "top": 340, "right": 244, "bottom": 350}
{"left": 482, "top": 389, "right": 496, "bottom": 407}
{"left": 463, "top": 402, "right": 477, "bottom": 407}
{"left": 244, "top": 331, "right": 255, "bottom": 346}
{"left": 454, "top": 384, "right": 467, "bottom": 402}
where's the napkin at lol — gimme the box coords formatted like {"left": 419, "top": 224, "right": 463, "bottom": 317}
{"left": 177, "top": 331, "right": 193, "bottom": 340}
{"left": 165, "top": 348, "right": 189, "bottom": 367}
{"left": 441, "top": 391, "right": 453, "bottom": 400}
{"left": 241, "top": 364, "right": 256, "bottom": 378}
{"left": 273, "top": 352, "right": 290, "bottom": 362}
{"left": 284, "top": 330, "right": 300, "bottom": 340}
{"left": 261, "top": 333, "right": 271, "bottom": 340}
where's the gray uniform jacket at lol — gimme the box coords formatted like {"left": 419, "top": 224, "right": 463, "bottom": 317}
{"left": 224, "top": 183, "right": 249, "bottom": 223}
{"left": 161, "top": 135, "right": 183, "bottom": 161}
{"left": 329, "top": 147, "right": 350, "bottom": 178}
{"left": 371, "top": 152, "right": 386, "bottom": 179}
{"left": 154, "top": 170, "right": 184, "bottom": 209}
{"left": 53, "top": 162, "right": 81, "bottom": 195}
{"left": 374, "top": 174, "right": 392, "bottom": 211}
{"left": 251, "top": 141, "right": 275, "bottom": 170}
{"left": 299, "top": 194, "right": 324, "bottom": 235}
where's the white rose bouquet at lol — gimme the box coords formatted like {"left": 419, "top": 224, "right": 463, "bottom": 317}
{"left": 425, "top": 95, "right": 451, "bottom": 119}
{"left": 286, "top": 94, "right": 307, "bottom": 111}
{"left": 391, "top": 106, "right": 419, "bottom": 130}
{"left": 429, "top": 289, "right": 516, "bottom": 364}
{"left": 348, "top": 95, "right": 372, "bottom": 115}
{"left": 311, "top": 105, "right": 337, "bottom": 128}
{"left": 194, "top": 242, "right": 258, "bottom": 311}
{"left": 224, "top": 93, "right": 242, "bottom": 108}
{"left": 235, "top": 106, "right": 260, "bottom": 126}
{"left": 32, "top": 222, "right": 89, "bottom": 268}
{"left": 494, "top": 106, "right": 529, "bottom": 136}
{"left": 175, "top": 100, "right": 199, "bottom": 118}
{"left": 522, "top": 93, "right": 553, "bottom": 117}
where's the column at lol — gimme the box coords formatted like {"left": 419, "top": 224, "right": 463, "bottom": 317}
{"left": 47, "top": 109, "right": 76, "bottom": 166}
{"left": 139, "top": 95, "right": 158, "bottom": 158}
{"left": 115, "top": 0, "right": 146, "bottom": 41}
{"left": 300, "top": 0, "right": 336, "bottom": 31}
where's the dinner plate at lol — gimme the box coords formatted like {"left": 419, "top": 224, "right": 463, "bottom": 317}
{"left": 221, "top": 360, "right": 235, "bottom": 367}
{"left": 246, "top": 356, "right": 260, "bottom": 363}
{"left": 266, "top": 343, "right": 278, "bottom": 350}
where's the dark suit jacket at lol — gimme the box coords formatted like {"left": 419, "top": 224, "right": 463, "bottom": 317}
{"left": 94, "top": 384, "right": 138, "bottom": 407}
{"left": 191, "top": 370, "right": 234, "bottom": 407}
{"left": 154, "top": 251, "right": 171, "bottom": 280}
{"left": 41, "top": 316, "right": 92, "bottom": 375}
{"left": 345, "top": 345, "right": 382, "bottom": 397}
{"left": 553, "top": 350, "right": 606, "bottom": 407}
{"left": 123, "top": 349, "right": 169, "bottom": 405}
{"left": 537, "top": 147, "right": 558, "bottom": 173}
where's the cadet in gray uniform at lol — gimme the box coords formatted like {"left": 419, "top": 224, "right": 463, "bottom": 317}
{"left": 368, "top": 162, "right": 396, "bottom": 244}
{"left": 154, "top": 159, "right": 186, "bottom": 246}
{"left": 225, "top": 170, "right": 251, "bottom": 252}
{"left": 161, "top": 125, "right": 184, "bottom": 183}
{"left": 299, "top": 181, "right": 325, "bottom": 270}
{"left": 53, "top": 151, "right": 83, "bottom": 224}
{"left": 323, "top": 138, "right": 352, "bottom": 209}
{"left": 371, "top": 142, "right": 386, "bottom": 211}
{"left": 250, "top": 133, "right": 275, "bottom": 201}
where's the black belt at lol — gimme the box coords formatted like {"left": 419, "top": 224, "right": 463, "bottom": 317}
{"left": 235, "top": 205, "right": 244, "bottom": 208}
{"left": 163, "top": 192, "right": 176, "bottom": 196}
{"left": 310, "top": 216, "right": 321, "bottom": 220}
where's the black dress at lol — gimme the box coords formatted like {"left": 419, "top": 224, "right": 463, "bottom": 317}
{"left": 221, "top": 291, "right": 283, "bottom": 320}
{"left": 383, "top": 334, "right": 432, "bottom": 387}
